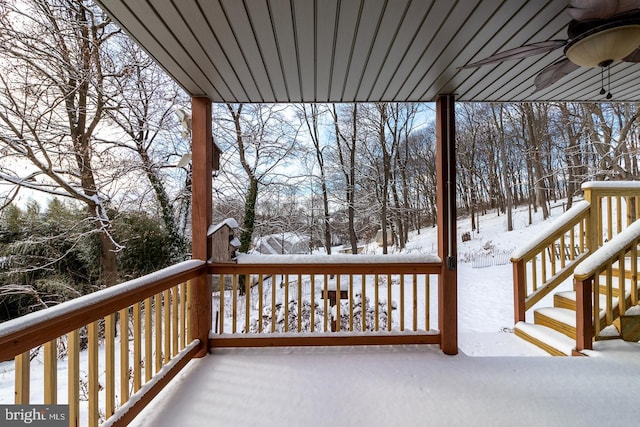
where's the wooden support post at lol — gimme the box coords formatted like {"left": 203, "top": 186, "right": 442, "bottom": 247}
{"left": 575, "top": 278, "right": 593, "bottom": 351}
{"left": 191, "top": 96, "right": 213, "bottom": 357}
{"left": 513, "top": 260, "right": 526, "bottom": 324}
{"left": 436, "top": 94, "right": 458, "bottom": 355}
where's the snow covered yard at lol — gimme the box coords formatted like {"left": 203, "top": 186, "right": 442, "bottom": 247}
{"left": 130, "top": 342, "right": 640, "bottom": 427}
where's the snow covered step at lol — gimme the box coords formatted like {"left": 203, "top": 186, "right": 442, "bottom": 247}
{"left": 553, "top": 291, "right": 619, "bottom": 313}
{"left": 514, "top": 322, "right": 575, "bottom": 356}
{"left": 534, "top": 307, "right": 576, "bottom": 339}
{"left": 554, "top": 291, "right": 577, "bottom": 311}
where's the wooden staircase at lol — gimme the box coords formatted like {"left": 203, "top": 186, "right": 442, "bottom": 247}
{"left": 515, "top": 282, "right": 635, "bottom": 356}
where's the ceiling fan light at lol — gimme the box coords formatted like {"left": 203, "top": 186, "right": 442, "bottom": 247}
{"left": 565, "top": 25, "right": 640, "bottom": 67}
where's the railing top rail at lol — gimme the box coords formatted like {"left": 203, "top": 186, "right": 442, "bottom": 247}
{"left": 574, "top": 219, "right": 640, "bottom": 280}
{"left": 235, "top": 253, "right": 441, "bottom": 264}
{"left": 0, "top": 259, "right": 206, "bottom": 360}
{"left": 209, "top": 253, "right": 443, "bottom": 275}
{"left": 582, "top": 181, "right": 640, "bottom": 192}
{"left": 510, "top": 200, "right": 590, "bottom": 262}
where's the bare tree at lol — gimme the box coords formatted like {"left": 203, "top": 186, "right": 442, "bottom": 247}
{"left": 298, "top": 104, "right": 332, "bottom": 254}
{"left": 0, "top": 0, "right": 121, "bottom": 287}
{"left": 216, "top": 104, "right": 300, "bottom": 258}
{"left": 103, "top": 39, "right": 189, "bottom": 261}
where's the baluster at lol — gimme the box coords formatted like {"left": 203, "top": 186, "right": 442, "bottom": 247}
{"left": 44, "top": 338, "right": 57, "bottom": 404}
{"left": 145, "top": 297, "right": 152, "bottom": 382}
{"left": 163, "top": 289, "right": 171, "bottom": 364}
{"left": 297, "top": 274, "right": 303, "bottom": 332}
{"left": 374, "top": 274, "right": 380, "bottom": 331}
{"left": 154, "top": 293, "right": 162, "bottom": 371}
{"left": 105, "top": 314, "right": 116, "bottom": 418}
{"left": 68, "top": 329, "right": 80, "bottom": 427}
{"left": 14, "top": 351, "right": 30, "bottom": 404}
{"left": 425, "top": 274, "right": 430, "bottom": 331}
{"left": 232, "top": 275, "right": 238, "bottom": 334}
{"left": 119, "top": 308, "right": 129, "bottom": 406}
{"left": 387, "top": 274, "right": 392, "bottom": 331}
{"left": 172, "top": 286, "right": 179, "bottom": 356}
{"left": 133, "top": 303, "right": 142, "bottom": 392}
{"left": 400, "top": 274, "right": 405, "bottom": 332}
{"left": 349, "top": 274, "right": 354, "bottom": 332}
{"left": 256, "top": 274, "right": 263, "bottom": 333}
{"left": 310, "top": 273, "right": 315, "bottom": 333}
{"left": 361, "top": 274, "right": 367, "bottom": 332}
{"left": 412, "top": 273, "right": 418, "bottom": 331}
{"left": 88, "top": 321, "right": 99, "bottom": 427}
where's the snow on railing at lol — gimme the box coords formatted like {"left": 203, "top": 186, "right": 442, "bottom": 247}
{"left": 0, "top": 260, "right": 207, "bottom": 427}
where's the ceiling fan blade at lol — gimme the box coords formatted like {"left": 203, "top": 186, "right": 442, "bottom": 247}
{"left": 623, "top": 46, "right": 640, "bottom": 62}
{"left": 568, "top": 0, "right": 640, "bottom": 21}
{"left": 534, "top": 58, "right": 581, "bottom": 91}
{"left": 461, "top": 40, "right": 567, "bottom": 69}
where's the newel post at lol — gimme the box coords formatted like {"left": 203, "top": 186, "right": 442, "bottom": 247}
{"left": 191, "top": 96, "right": 213, "bottom": 357}
{"left": 436, "top": 94, "right": 458, "bottom": 355}
{"left": 575, "top": 277, "right": 594, "bottom": 351}
{"left": 513, "top": 259, "right": 526, "bottom": 324}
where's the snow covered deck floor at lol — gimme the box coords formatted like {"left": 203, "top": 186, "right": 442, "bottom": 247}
{"left": 131, "top": 340, "right": 640, "bottom": 427}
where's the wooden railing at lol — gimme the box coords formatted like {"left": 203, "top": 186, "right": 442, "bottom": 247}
{"left": 511, "top": 200, "right": 591, "bottom": 323}
{"left": 0, "top": 260, "right": 206, "bottom": 427}
{"left": 209, "top": 254, "right": 442, "bottom": 347}
{"left": 574, "top": 219, "right": 640, "bottom": 351}
{"left": 511, "top": 182, "right": 640, "bottom": 324}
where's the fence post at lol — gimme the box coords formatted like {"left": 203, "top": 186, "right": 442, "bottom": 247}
{"left": 575, "top": 277, "right": 593, "bottom": 352}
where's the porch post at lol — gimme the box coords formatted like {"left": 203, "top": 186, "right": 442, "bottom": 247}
{"left": 191, "top": 96, "right": 213, "bottom": 357}
{"left": 436, "top": 94, "right": 458, "bottom": 355}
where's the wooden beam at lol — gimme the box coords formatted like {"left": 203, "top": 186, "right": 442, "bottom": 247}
{"left": 191, "top": 96, "right": 213, "bottom": 358}
{"left": 436, "top": 94, "right": 458, "bottom": 355}
{"left": 210, "top": 333, "right": 440, "bottom": 348}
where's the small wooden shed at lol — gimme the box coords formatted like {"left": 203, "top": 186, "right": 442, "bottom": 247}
{"left": 207, "top": 218, "right": 240, "bottom": 262}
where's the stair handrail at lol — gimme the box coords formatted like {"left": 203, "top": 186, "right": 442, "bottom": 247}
{"left": 511, "top": 200, "right": 591, "bottom": 323}
{"left": 573, "top": 219, "right": 640, "bottom": 352}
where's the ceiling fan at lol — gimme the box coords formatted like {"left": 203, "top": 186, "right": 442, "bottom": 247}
{"left": 461, "top": 0, "right": 640, "bottom": 97}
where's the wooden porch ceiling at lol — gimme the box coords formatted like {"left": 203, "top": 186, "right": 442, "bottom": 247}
{"left": 95, "top": 0, "right": 640, "bottom": 103}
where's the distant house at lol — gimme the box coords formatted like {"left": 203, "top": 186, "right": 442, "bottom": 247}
{"left": 253, "top": 232, "right": 309, "bottom": 255}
